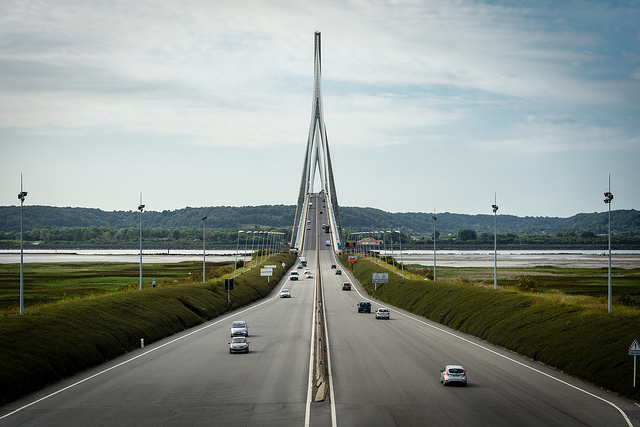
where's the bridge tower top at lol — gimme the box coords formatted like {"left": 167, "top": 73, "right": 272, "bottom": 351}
{"left": 291, "top": 32, "right": 343, "bottom": 250}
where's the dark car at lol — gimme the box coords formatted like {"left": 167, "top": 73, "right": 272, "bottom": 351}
{"left": 342, "top": 282, "right": 351, "bottom": 291}
{"left": 335, "top": 269, "right": 342, "bottom": 275}
{"left": 357, "top": 301, "right": 371, "bottom": 313}
{"left": 331, "top": 264, "right": 336, "bottom": 269}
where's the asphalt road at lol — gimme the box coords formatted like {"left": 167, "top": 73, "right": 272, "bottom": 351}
{"left": 1, "top": 195, "right": 639, "bottom": 426}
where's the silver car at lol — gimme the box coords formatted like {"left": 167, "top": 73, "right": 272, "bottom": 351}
{"left": 375, "top": 307, "right": 390, "bottom": 319}
{"left": 280, "top": 288, "right": 291, "bottom": 298}
{"left": 229, "top": 336, "right": 249, "bottom": 354}
{"left": 230, "top": 320, "right": 248, "bottom": 337}
{"left": 440, "top": 365, "right": 467, "bottom": 386}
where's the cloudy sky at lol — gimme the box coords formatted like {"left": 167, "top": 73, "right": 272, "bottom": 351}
{"left": 1, "top": 0, "right": 639, "bottom": 218}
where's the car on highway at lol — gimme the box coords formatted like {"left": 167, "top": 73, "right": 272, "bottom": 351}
{"left": 335, "top": 269, "right": 342, "bottom": 275}
{"left": 230, "top": 321, "right": 249, "bottom": 337}
{"left": 342, "top": 282, "right": 351, "bottom": 291}
{"left": 305, "top": 271, "right": 313, "bottom": 279}
{"left": 229, "top": 336, "right": 250, "bottom": 354}
{"left": 297, "top": 264, "right": 303, "bottom": 269}
{"left": 331, "top": 264, "right": 336, "bottom": 269}
{"left": 280, "top": 288, "right": 291, "bottom": 298}
{"left": 289, "top": 271, "right": 299, "bottom": 281}
{"left": 357, "top": 301, "right": 371, "bottom": 313}
{"left": 440, "top": 365, "right": 467, "bottom": 386}
{"left": 375, "top": 307, "right": 390, "bottom": 319}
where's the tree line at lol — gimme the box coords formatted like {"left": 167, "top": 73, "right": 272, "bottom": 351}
{"left": 0, "top": 226, "right": 291, "bottom": 248}
{"left": 1, "top": 205, "right": 639, "bottom": 239}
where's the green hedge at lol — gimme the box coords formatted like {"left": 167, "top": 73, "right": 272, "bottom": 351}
{"left": 0, "top": 254, "right": 296, "bottom": 404}
{"left": 342, "top": 255, "right": 640, "bottom": 402}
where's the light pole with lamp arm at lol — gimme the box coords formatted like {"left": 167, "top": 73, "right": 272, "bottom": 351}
{"left": 388, "top": 230, "right": 395, "bottom": 274}
{"left": 234, "top": 230, "right": 243, "bottom": 278}
{"left": 395, "top": 230, "right": 404, "bottom": 278}
{"left": 492, "top": 194, "right": 499, "bottom": 290}
{"left": 604, "top": 174, "right": 614, "bottom": 313}
{"left": 18, "top": 174, "right": 27, "bottom": 315}
{"left": 432, "top": 213, "right": 437, "bottom": 282}
{"left": 242, "top": 230, "right": 250, "bottom": 273}
{"left": 202, "top": 216, "right": 207, "bottom": 283}
{"left": 138, "top": 194, "right": 145, "bottom": 291}
{"left": 249, "top": 231, "right": 256, "bottom": 269}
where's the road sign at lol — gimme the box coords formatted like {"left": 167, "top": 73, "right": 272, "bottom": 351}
{"left": 629, "top": 339, "right": 640, "bottom": 355}
{"left": 260, "top": 268, "right": 273, "bottom": 277}
{"left": 265, "top": 265, "right": 276, "bottom": 269}
{"left": 282, "top": 262, "right": 285, "bottom": 267}
{"left": 372, "top": 273, "right": 389, "bottom": 284}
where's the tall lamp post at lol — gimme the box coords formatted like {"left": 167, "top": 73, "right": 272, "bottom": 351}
{"left": 234, "top": 230, "right": 243, "bottom": 278}
{"left": 18, "top": 174, "right": 27, "bottom": 315}
{"left": 381, "top": 231, "right": 388, "bottom": 267}
{"left": 138, "top": 194, "right": 145, "bottom": 291}
{"left": 395, "top": 231, "right": 404, "bottom": 278}
{"left": 492, "top": 194, "right": 499, "bottom": 290}
{"left": 249, "top": 230, "right": 256, "bottom": 269}
{"left": 388, "top": 230, "right": 395, "bottom": 274}
{"left": 243, "top": 231, "right": 250, "bottom": 273}
{"left": 604, "top": 175, "right": 614, "bottom": 313}
{"left": 432, "top": 214, "right": 437, "bottom": 282}
{"left": 202, "top": 216, "right": 207, "bottom": 283}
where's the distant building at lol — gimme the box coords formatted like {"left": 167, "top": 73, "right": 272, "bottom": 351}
{"left": 357, "top": 237, "right": 379, "bottom": 246}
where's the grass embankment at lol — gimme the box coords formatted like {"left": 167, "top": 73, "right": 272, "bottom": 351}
{"left": 342, "top": 255, "right": 640, "bottom": 402}
{"left": 0, "top": 254, "right": 296, "bottom": 404}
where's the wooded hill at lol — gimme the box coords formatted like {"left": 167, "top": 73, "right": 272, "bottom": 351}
{"left": 1, "top": 205, "right": 639, "bottom": 237}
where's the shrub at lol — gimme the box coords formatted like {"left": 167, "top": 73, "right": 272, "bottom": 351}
{"left": 516, "top": 275, "right": 539, "bottom": 293}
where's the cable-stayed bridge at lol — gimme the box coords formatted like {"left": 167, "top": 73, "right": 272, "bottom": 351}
{"left": 291, "top": 32, "right": 343, "bottom": 252}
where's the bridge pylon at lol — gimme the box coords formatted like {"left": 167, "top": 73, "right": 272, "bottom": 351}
{"left": 291, "top": 32, "right": 343, "bottom": 250}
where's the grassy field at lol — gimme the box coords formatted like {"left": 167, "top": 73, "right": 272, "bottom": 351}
{"left": 0, "top": 261, "right": 235, "bottom": 313}
{"left": 404, "top": 264, "right": 640, "bottom": 309}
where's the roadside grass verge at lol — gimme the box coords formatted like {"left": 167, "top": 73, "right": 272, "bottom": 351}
{"left": 0, "top": 254, "right": 295, "bottom": 404}
{"left": 343, "top": 255, "right": 640, "bottom": 402}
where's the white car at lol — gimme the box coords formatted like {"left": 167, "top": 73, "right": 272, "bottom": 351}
{"left": 229, "top": 337, "right": 249, "bottom": 354}
{"left": 289, "top": 271, "right": 299, "bottom": 281}
{"left": 305, "top": 271, "right": 313, "bottom": 279}
{"left": 230, "top": 320, "right": 248, "bottom": 337}
{"left": 280, "top": 288, "right": 291, "bottom": 298}
{"left": 440, "top": 365, "right": 467, "bottom": 386}
{"left": 375, "top": 308, "right": 390, "bottom": 319}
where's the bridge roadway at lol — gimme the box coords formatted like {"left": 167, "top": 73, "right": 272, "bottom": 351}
{"left": 1, "top": 197, "right": 638, "bottom": 426}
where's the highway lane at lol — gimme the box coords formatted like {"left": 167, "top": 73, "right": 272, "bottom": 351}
{"left": 0, "top": 263, "right": 318, "bottom": 426}
{"left": 319, "top": 247, "right": 639, "bottom": 426}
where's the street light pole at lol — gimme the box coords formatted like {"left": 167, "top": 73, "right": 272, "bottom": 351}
{"left": 138, "top": 193, "right": 145, "bottom": 291}
{"left": 432, "top": 213, "right": 437, "bottom": 282}
{"left": 243, "top": 231, "right": 250, "bottom": 273}
{"left": 492, "top": 194, "right": 499, "bottom": 290}
{"left": 396, "top": 231, "right": 404, "bottom": 278}
{"left": 202, "top": 216, "right": 207, "bottom": 283}
{"left": 234, "top": 230, "right": 243, "bottom": 278}
{"left": 388, "top": 230, "right": 395, "bottom": 274}
{"left": 604, "top": 174, "right": 614, "bottom": 314}
{"left": 18, "top": 174, "right": 27, "bottom": 315}
{"left": 249, "top": 231, "right": 256, "bottom": 269}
